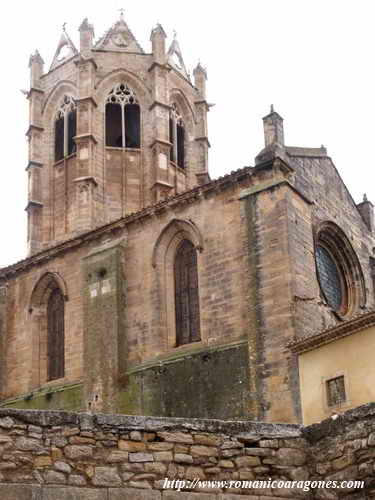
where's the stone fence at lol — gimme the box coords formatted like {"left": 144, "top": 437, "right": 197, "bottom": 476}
{"left": 0, "top": 404, "right": 375, "bottom": 499}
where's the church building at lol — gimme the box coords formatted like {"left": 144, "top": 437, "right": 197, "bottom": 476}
{"left": 0, "top": 13, "right": 374, "bottom": 424}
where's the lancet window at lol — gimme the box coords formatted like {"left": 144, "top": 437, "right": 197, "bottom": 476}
{"left": 54, "top": 95, "right": 77, "bottom": 162}
{"left": 174, "top": 240, "right": 201, "bottom": 346}
{"left": 169, "top": 103, "right": 185, "bottom": 169}
{"left": 47, "top": 287, "right": 65, "bottom": 381}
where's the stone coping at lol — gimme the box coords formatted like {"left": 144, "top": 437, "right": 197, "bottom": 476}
{"left": 0, "top": 408, "right": 301, "bottom": 438}
{"left": 302, "top": 401, "right": 375, "bottom": 444}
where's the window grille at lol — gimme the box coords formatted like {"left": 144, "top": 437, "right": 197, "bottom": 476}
{"left": 174, "top": 240, "right": 201, "bottom": 346}
{"left": 326, "top": 376, "right": 346, "bottom": 407}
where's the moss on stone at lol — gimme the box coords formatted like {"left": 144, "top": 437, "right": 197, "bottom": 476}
{"left": 0, "top": 383, "right": 83, "bottom": 411}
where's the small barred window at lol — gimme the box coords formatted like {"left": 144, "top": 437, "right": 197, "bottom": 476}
{"left": 326, "top": 376, "right": 346, "bottom": 407}
{"left": 316, "top": 245, "right": 343, "bottom": 311}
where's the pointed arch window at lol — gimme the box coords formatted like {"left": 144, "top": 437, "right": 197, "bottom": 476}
{"left": 54, "top": 95, "right": 77, "bottom": 162}
{"left": 174, "top": 240, "right": 201, "bottom": 346}
{"left": 105, "top": 83, "right": 140, "bottom": 148}
{"left": 169, "top": 103, "right": 185, "bottom": 169}
{"left": 47, "top": 287, "right": 65, "bottom": 381}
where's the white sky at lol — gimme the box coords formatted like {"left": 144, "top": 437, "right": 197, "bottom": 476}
{"left": 1, "top": 0, "right": 374, "bottom": 267}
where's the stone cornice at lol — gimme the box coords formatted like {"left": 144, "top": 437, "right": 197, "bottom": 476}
{"left": 195, "top": 136, "right": 211, "bottom": 147}
{"left": 76, "top": 96, "right": 98, "bottom": 108}
{"left": 28, "top": 87, "right": 44, "bottom": 97}
{"left": 195, "top": 99, "right": 210, "bottom": 111}
{"left": 239, "top": 178, "right": 313, "bottom": 206}
{"left": 0, "top": 165, "right": 255, "bottom": 280}
{"left": 73, "top": 176, "right": 98, "bottom": 187}
{"left": 149, "top": 101, "right": 172, "bottom": 112}
{"left": 74, "top": 133, "right": 98, "bottom": 144}
{"left": 288, "top": 309, "right": 375, "bottom": 354}
{"left": 25, "top": 161, "right": 43, "bottom": 171}
{"left": 150, "top": 138, "right": 172, "bottom": 149}
{"left": 151, "top": 180, "right": 174, "bottom": 190}
{"left": 25, "top": 124, "right": 44, "bottom": 138}
{"left": 25, "top": 200, "right": 43, "bottom": 211}
{"left": 148, "top": 61, "right": 170, "bottom": 73}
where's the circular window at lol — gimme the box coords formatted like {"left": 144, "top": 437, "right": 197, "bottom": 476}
{"left": 314, "top": 221, "right": 366, "bottom": 317}
{"left": 315, "top": 245, "right": 346, "bottom": 311}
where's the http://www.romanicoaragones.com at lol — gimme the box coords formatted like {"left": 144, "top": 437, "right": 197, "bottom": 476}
{"left": 163, "top": 477, "right": 364, "bottom": 493}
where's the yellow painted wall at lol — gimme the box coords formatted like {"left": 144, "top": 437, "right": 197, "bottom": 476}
{"left": 299, "top": 325, "right": 375, "bottom": 424}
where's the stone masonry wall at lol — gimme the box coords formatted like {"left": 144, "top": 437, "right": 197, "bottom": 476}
{"left": 1, "top": 404, "right": 375, "bottom": 499}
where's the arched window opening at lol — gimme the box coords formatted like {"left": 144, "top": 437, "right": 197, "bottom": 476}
{"left": 47, "top": 287, "right": 65, "bottom": 381}
{"left": 169, "top": 103, "right": 185, "bottom": 169}
{"left": 105, "top": 83, "right": 140, "bottom": 148}
{"left": 314, "top": 221, "right": 366, "bottom": 317}
{"left": 54, "top": 95, "right": 77, "bottom": 162}
{"left": 174, "top": 240, "right": 201, "bottom": 346}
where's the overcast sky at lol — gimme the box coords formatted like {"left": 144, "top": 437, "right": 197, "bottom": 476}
{"left": 1, "top": 0, "right": 374, "bottom": 267}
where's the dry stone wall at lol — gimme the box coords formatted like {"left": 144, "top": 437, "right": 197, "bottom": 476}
{"left": 1, "top": 404, "right": 375, "bottom": 498}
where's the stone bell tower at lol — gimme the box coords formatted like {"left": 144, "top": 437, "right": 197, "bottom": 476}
{"left": 25, "top": 13, "right": 210, "bottom": 255}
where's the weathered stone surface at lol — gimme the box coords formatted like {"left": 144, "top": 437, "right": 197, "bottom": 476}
{"left": 69, "top": 436, "right": 96, "bottom": 445}
{"left": 68, "top": 475, "right": 87, "bottom": 486}
{"left": 16, "top": 436, "right": 43, "bottom": 451}
{"left": 0, "top": 485, "right": 41, "bottom": 500}
{"left": 174, "top": 453, "right": 194, "bottom": 464}
{"left": 119, "top": 440, "right": 146, "bottom": 452}
{"left": 368, "top": 431, "right": 375, "bottom": 447}
{"left": 64, "top": 445, "right": 93, "bottom": 460}
{"left": 92, "top": 466, "right": 122, "bottom": 486}
{"left": 43, "top": 487, "right": 107, "bottom": 500}
{"left": 148, "top": 442, "right": 174, "bottom": 451}
{"left": 235, "top": 455, "right": 261, "bottom": 467}
{"left": 129, "top": 453, "right": 154, "bottom": 463}
{"left": 107, "top": 450, "right": 129, "bottom": 463}
{"left": 157, "top": 432, "right": 193, "bottom": 444}
{"left": 276, "top": 447, "right": 306, "bottom": 466}
{"left": 191, "top": 445, "right": 218, "bottom": 457}
{"left": 0, "top": 417, "right": 14, "bottom": 428}
{"left": 44, "top": 470, "right": 67, "bottom": 484}
{"left": 193, "top": 434, "right": 222, "bottom": 446}
{"left": 130, "top": 431, "right": 142, "bottom": 441}
{"left": 153, "top": 451, "right": 173, "bottom": 462}
{"left": 144, "top": 462, "right": 167, "bottom": 474}
{"left": 34, "top": 456, "right": 52, "bottom": 468}
{"left": 332, "top": 453, "right": 354, "bottom": 471}
{"left": 163, "top": 493, "right": 216, "bottom": 499}
{"left": 54, "top": 461, "right": 72, "bottom": 473}
{"left": 219, "top": 459, "right": 235, "bottom": 468}
{"left": 109, "top": 490, "right": 161, "bottom": 500}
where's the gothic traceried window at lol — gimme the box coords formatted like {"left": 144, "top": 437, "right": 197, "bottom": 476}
{"left": 105, "top": 83, "right": 140, "bottom": 148}
{"left": 169, "top": 103, "right": 185, "bottom": 169}
{"left": 174, "top": 240, "right": 201, "bottom": 346}
{"left": 54, "top": 95, "right": 77, "bottom": 162}
{"left": 47, "top": 287, "right": 65, "bottom": 381}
